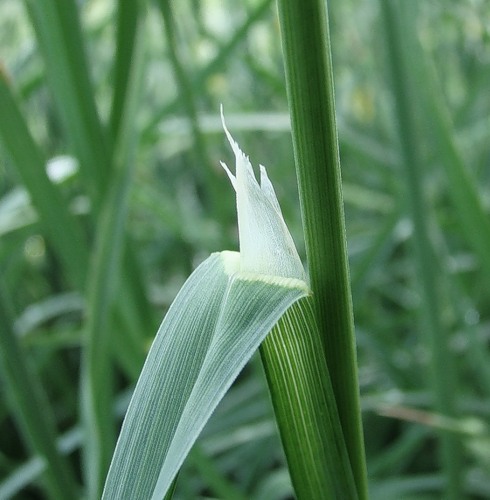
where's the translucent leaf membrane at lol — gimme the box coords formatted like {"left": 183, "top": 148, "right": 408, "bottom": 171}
{"left": 220, "top": 106, "right": 306, "bottom": 282}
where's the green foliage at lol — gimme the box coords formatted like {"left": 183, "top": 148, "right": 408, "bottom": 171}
{"left": 1, "top": 0, "right": 490, "bottom": 498}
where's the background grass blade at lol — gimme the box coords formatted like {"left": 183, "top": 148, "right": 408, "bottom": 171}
{"left": 0, "top": 66, "right": 145, "bottom": 381}
{"left": 0, "top": 282, "right": 78, "bottom": 500}
{"left": 379, "top": 1, "right": 462, "bottom": 496}
{"left": 415, "top": 35, "right": 490, "bottom": 281}
{"left": 24, "top": 0, "right": 112, "bottom": 199}
{"left": 23, "top": 0, "right": 151, "bottom": 371}
{"left": 80, "top": 10, "right": 147, "bottom": 497}
{"left": 187, "top": 446, "right": 248, "bottom": 500}
{"left": 0, "top": 69, "right": 89, "bottom": 288}
{"left": 142, "top": 0, "right": 273, "bottom": 139}
{"left": 80, "top": 153, "right": 134, "bottom": 498}
{"left": 103, "top": 252, "right": 308, "bottom": 499}
{"left": 276, "top": 0, "right": 367, "bottom": 495}
{"left": 109, "top": 0, "right": 141, "bottom": 143}
{"left": 157, "top": 0, "right": 218, "bottom": 210}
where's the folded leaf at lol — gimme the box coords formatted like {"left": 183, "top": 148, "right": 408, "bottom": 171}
{"left": 103, "top": 114, "right": 309, "bottom": 498}
{"left": 102, "top": 252, "right": 308, "bottom": 498}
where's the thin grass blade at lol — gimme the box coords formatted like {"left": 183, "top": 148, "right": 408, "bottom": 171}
{"left": 0, "top": 68, "right": 89, "bottom": 288}
{"left": 0, "top": 283, "right": 78, "bottom": 500}
{"left": 80, "top": 12, "right": 148, "bottom": 497}
{"left": 24, "top": 0, "right": 112, "bottom": 200}
{"left": 379, "top": 1, "right": 462, "bottom": 496}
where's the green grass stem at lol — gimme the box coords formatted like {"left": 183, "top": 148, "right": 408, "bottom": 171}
{"left": 276, "top": 0, "right": 367, "bottom": 495}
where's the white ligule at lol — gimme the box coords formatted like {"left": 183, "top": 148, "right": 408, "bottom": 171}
{"left": 220, "top": 106, "right": 306, "bottom": 282}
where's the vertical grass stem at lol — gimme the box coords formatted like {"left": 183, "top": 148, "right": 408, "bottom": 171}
{"left": 276, "top": 1, "right": 367, "bottom": 495}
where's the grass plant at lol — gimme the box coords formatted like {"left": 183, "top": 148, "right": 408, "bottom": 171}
{"left": 1, "top": 0, "right": 489, "bottom": 498}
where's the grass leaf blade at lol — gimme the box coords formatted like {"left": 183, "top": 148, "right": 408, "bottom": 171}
{"left": 103, "top": 252, "right": 308, "bottom": 499}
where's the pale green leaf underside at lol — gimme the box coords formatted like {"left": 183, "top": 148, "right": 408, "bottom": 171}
{"left": 102, "top": 251, "right": 308, "bottom": 499}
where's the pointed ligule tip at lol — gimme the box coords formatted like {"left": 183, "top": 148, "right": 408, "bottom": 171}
{"left": 220, "top": 104, "right": 236, "bottom": 151}
{"left": 220, "top": 161, "right": 237, "bottom": 191}
{"left": 220, "top": 106, "right": 239, "bottom": 190}
{"left": 220, "top": 105, "right": 248, "bottom": 167}
{"left": 219, "top": 103, "right": 226, "bottom": 134}
{"left": 259, "top": 164, "right": 282, "bottom": 215}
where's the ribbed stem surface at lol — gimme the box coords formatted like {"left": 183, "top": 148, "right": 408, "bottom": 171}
{"left": 276, "top": 1, "right": 367, "bottom": 495}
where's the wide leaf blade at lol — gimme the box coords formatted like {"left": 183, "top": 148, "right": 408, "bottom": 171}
{"left": 103, "top": 251, "right": 308, "bottom": 499}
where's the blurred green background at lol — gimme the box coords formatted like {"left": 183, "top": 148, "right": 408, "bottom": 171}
{"left": 1, "top": 0, "right": 490, "bottom": 498}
